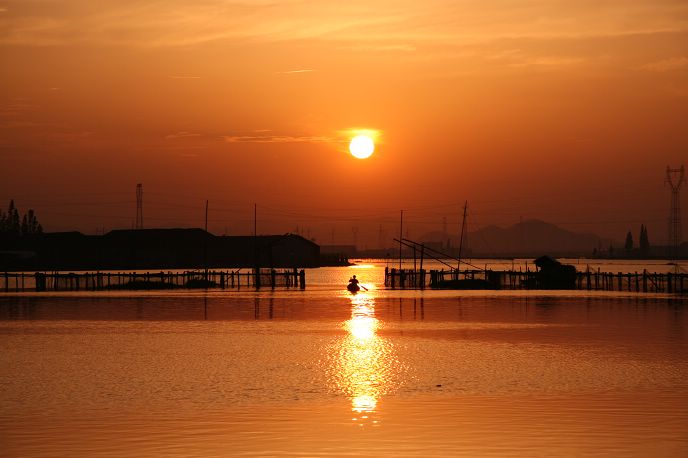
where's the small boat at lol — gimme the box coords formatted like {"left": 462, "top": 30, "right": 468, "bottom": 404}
{"left": 347, "top": 283, "right": 360, "bottom": 293}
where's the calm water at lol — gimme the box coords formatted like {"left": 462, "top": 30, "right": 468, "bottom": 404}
{"left": 1, "top": 261, "right": 687, "bottom": 457}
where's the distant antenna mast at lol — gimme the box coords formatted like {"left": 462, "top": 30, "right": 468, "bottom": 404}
{"left": 135, "top": 183, "right": 143, "bottom": 229}
{"left": 666, "top": 165, "right": 685, "bottom": 258}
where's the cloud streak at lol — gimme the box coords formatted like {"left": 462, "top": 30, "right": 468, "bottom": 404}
{"left": 165, "top": 131, "right": 202, "bottom": 140}
{"left": 639, "top": 56, "right": 688, "bottom": 72}
{"left": 275, "top": 69, "right": 315, "bottom": 74}
{"left": 1, "top": 0, "right": 686, "bottom": 48}
{"left": 222, "top": 134, "right": 335, "bottom": 144}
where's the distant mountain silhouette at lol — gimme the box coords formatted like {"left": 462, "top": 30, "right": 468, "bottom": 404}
{"left": 420, "top": 219, "right": 609, "bottom": 257}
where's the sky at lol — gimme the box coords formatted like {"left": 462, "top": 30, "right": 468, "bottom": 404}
{"left": 1, "top": 0, "right": 687, "bottom": 248}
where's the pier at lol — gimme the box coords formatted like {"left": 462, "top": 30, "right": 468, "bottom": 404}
{"left": 385, "top": 267, "right": 688, "bottom": 294}
{"left": 1, "top": 268, "right": 306, "bottom": 292}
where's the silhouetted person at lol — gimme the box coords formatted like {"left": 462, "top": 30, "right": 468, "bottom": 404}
{"left": 348, "top": 274, "right": 360, "bottom": 291}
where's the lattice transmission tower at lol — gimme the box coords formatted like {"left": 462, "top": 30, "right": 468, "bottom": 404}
{"left": 135, "top": 183, "right": 143, "bottom": 230}
{"left": 666, "top": 166, "right": 685, "bottom": 258}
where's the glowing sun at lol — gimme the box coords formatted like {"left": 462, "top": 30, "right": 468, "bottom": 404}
{"left": 349, "top": 135, "right": 375, "bottom": 159}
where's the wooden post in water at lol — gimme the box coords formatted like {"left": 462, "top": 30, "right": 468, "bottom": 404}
{"left": 595, "top": 268, "right": 599, "bottom": 290}
{"left": 586, "top": 269, "right": 591, "bottom": 290}
{"left": 254, "top": 267, "right": 261, "bottom": 288}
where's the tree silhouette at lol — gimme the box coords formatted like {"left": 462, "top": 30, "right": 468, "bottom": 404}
{"left": 639, "top": 224, "right": 650, "bottom": 257}
{"left": 6, "top": 200, "right": 21, "bottom": 235}
{"left": 0, "top": 200, "right": 43, "bottom": 235}
{"left": 624, "top": 231, "right": 633, "bottom": 251}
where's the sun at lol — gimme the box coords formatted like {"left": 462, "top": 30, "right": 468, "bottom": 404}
{"left": 349, "top": 135, "right": 375, "bottom": 159}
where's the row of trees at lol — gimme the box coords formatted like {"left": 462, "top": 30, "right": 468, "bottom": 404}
{"left": 0, "top": 200, "right": 43, "bottom": 235}
{"left": 624, "top": 224, "right": 650, "bottom": 255}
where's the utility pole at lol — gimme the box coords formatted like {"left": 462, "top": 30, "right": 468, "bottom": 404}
{"left": 458, "top": 201, "right": 468, "bottom": 271}
{"left": 205, "top": 200, "right": 209, "bottom": 232}
{"left": 204, "top": 200, "right": 209, "bottom": 277}
{"left": 666, "top": 165, "right": 685, "bottom": 259}
{"left": 253, "top": 203, "right": 258, "bottom": 276}
{"left": 135, "top": 183, "right": 143, "bottom": 229}
{"left": 399, "top": 210, "right": 404, "bottom": 270}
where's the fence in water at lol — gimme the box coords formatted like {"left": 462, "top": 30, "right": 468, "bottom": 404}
{"left": 384, "top": 267, "right": 688, "bottom": 294}
{"left": 1, "top": 269, "right": 306, "bottom": 292}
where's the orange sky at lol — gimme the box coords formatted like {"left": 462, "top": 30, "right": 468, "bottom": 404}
{"left": 1, "top": 1, "right": 687, "bottom": 247}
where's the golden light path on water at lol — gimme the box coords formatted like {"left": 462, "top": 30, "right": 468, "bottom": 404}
{"left": 329, "top": 291, "right": 403, "bottom": 425}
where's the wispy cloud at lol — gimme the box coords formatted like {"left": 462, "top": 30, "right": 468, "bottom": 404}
{"left": 43, "top": 131, "right": 92, "bottom": 142}
{"left": 275, "top": 69, "right": 315, "bottom": 74}
{"left": 2, "top": 1, "right": 686, "bottom": 48}
{"left": 343, "top": 43, "right": 416, "bottom": 52}
{"left": 639, "top": 56, "right": 688, "bottom": 72}
{"left": 222, "top": 134, "right": 335, "bottom": 143}
{"left": 165, "top": 131, "right": 201, "bottom": 140}
{"left": 0, "top": 101, "right": 37, "bottom": 117}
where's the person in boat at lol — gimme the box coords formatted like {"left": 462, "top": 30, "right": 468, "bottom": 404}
{"left": 348, "top": 275, "right": 360, "bottom": 291}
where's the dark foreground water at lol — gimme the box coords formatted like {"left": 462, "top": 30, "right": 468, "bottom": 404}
{"left": 1, "top": 286, "right": 687, "bottom": 457}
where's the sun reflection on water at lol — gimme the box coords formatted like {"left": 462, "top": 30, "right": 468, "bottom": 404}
{"left": 329, "top": 292, "right": 401, "bottom": 425}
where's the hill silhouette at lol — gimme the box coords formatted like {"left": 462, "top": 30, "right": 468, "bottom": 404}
{"left": 420, "top": 219, "right": 609, "bottom": 257}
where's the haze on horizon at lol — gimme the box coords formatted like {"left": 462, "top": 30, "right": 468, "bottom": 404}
{"left": 1, "top": 0, "right": 687, "bottom": 248}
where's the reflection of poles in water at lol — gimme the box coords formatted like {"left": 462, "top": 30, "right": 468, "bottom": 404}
{"left": 249, "top": 296, "right": 274, "bottom": 320}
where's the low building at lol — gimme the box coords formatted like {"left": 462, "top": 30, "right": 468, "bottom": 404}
{"left": 0, "top": 229, "right": 321, "bottom": 270}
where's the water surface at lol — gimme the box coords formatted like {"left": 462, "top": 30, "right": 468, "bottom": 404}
{"left": 1, "top": 265, "right": 687, "bottom": 456}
